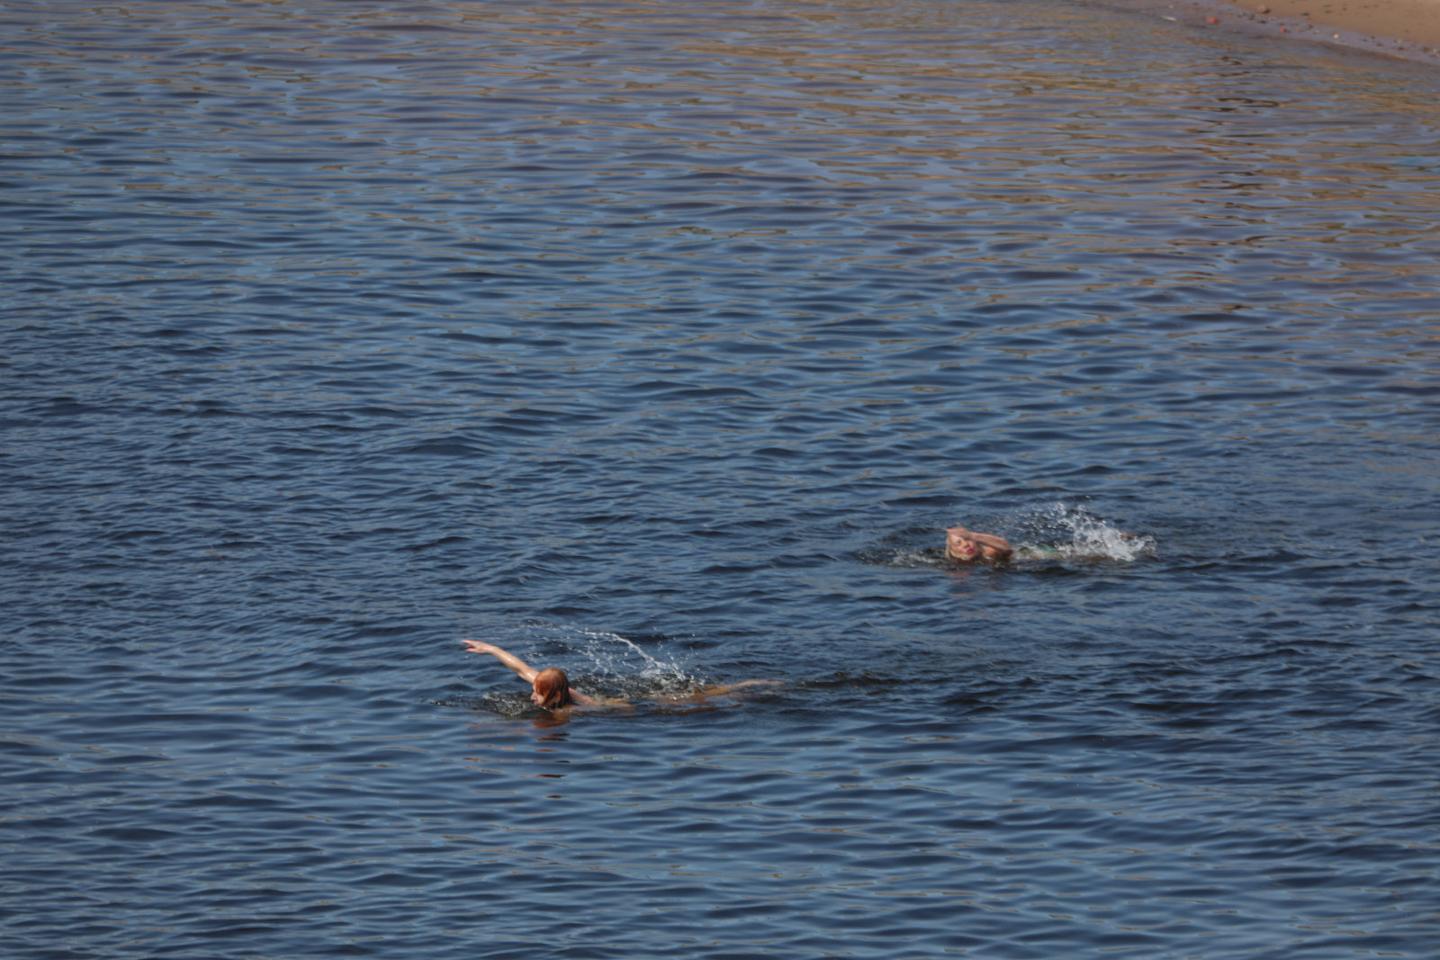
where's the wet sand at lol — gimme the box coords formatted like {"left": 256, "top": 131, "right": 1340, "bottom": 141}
{"left": 1107, "top": 0, "right": 1440, "bottom": 64}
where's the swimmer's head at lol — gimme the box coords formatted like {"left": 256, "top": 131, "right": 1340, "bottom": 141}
{"left": 531, "top": 668, "right": 572, "bottom": 709}
{"left": 945, "top": 527, "right": 981, "bottom": 561}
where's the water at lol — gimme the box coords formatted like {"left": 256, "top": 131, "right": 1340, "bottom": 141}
{"left": 3, "top": 0, "right": 1438, "bottom": 957}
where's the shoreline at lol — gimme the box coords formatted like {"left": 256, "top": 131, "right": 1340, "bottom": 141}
{"left": 1099, "top": 0, "right": 1440, "bottom": 66}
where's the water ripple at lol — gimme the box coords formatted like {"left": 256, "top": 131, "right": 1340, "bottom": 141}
{"left": 4, "top": 1, "right": 1440, "bottom": 958}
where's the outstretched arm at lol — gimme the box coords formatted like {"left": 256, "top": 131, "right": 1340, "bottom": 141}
{"left": 462, "top": 640, "right": 538, "bottom": 684}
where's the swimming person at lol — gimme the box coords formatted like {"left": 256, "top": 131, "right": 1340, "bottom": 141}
{"left": 462, "top": 639, "right": 779, "bottom": 714}
{"left": 945, "top": 524, "right": 1014, "bottom": 563}
{"left": 462, "top": 640, "right": 617, "bottom": 709}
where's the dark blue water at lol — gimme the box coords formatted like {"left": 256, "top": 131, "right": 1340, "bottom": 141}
{"left": 3, "top": 1, "right": 1438, "bottom": 957}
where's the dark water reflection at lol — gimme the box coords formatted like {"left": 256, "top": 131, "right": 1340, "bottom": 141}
{"left": 3, "top": 1, "right": 1438, "bottom": 957}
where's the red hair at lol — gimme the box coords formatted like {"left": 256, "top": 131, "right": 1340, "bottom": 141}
{"left": 533, "top": 668, "right": 571, "bottom": 708}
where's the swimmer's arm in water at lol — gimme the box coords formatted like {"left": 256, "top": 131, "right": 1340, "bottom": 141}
{"left": 969, "top": 531, "right": 1013, "bottom": 561}
{"left": 948, "top": 525, "right": 1014, "bottom": 561}
{"left": 569, "top": 688, "right": 629, "bottom": 708}
{"left": 696, "top": 679, "right": 783, "bottom": 697}
{"left": 656, "top": 678, "right": 783, "bottom": 704}
{"left": 462, "top": 639, "right": 538, "bottom": 683}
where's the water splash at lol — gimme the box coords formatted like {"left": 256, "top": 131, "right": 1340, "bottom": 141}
{"left": 1012, "top": 503, "right": 1155, "bottom": 562}
{"left": 459, "top": 622, "right": 704, "bottom": 710}
{"left": 860, "top": 508, "right": 1153, "bottom": 568}
{"left": 572, "top": 628, "right": 695, "bottom": 693}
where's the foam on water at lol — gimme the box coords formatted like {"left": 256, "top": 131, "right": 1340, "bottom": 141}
{"left": 1011, "top": 502, "right": 1157, "bottom": 563}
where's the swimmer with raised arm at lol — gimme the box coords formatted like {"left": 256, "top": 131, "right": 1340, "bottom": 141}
{"left": 463, "top": 639, "right": 778, "bottom": 713}
{"left": 945, "top": 524, "right": 1013, "bottom": 563}
{"left": 462, "top": 640, "right": 618, "bottom": 709}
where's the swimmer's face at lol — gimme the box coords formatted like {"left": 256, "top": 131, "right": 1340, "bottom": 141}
{"left": 530, "top": 682, "right": 564, "bottom": 708}
{"left": 531, "top": 668, "right": 570, "bottom": 709}
{"left": 946, "top": 528, "right": 980, "bottom": 561}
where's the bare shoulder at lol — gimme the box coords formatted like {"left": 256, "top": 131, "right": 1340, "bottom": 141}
{"left": 571, "top": 690, "right": 632, "bottom": 710}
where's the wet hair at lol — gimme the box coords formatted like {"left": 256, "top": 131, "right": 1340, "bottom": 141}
{"left": 532, "top": 668, "right": 572, "bottom": 708}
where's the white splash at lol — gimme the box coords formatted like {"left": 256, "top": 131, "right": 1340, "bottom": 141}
{"left": 1015, "top": 502, "right": 1155, "bottom": 562}
{"left": 567, "top": 627, "right": 696, "bottom": 696}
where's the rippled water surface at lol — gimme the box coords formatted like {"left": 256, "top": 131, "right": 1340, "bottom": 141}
{"left": 4, "top": 1, "right": 1439, "bottom": 957}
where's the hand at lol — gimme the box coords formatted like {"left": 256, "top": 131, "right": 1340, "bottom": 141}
{"left": 463, "top": 639, "right": 495, "bottom": 655}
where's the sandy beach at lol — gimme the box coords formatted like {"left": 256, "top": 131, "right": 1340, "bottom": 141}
{"left": 1111, "top": 0, "right": 1440, "bottom": 64}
